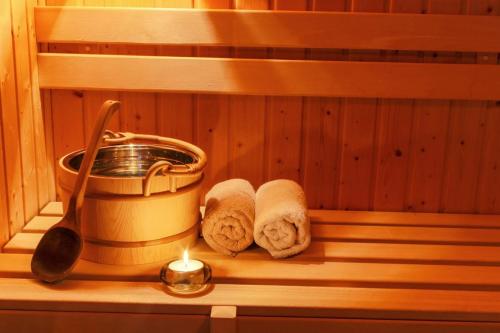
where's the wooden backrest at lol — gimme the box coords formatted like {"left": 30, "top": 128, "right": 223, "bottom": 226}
{"left": 35, "top": 6, "right": 500, "bottom": 100}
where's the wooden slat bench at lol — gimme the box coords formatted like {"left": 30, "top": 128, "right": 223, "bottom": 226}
{"left": 1, "top": 203, "right": 500, "bottom": 332}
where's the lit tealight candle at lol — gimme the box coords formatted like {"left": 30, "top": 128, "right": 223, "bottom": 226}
{"left": 168, "top": 250, "right": 204, "bottom": 272}
{"left": 160, "top": 249, "right": 211, "bottom": 294}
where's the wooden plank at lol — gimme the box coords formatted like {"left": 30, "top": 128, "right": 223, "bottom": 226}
{"left": 0, "top": 0, "right": 12, "bottom": 248}
{"left": 22, "top": 216, "right": 60, "bottom": 232}
{"left": 26, "top": 0, "right": 51, "bottom": 209}
{"left": 83, "top": 90, "right": 120, "bottom": 144}
{"left": 441, "top": 101, "right": 486, "bottom": 213}
{"left": 211, "top": 306, "right": 237, "bottom": 333}
{"left": 46, "top": 0, "right": 85, "bottom": 202}
{"left": 301, "top": 96, "right": 342, "bottom": 209}
{"left": 1, "top": 278, "right": 500, "bottom": 323}
{"left": 265, "top": 0, "right": 306, "bottom": 183}
{"left": 439, "top": 2, "right": 497, "bottom": 213}
{"left": 116, "top": 55, "right": 157, "bottom": 135}
{"left": 0, "top": 0, "right": 26, "bottom": 236}
{"left": 406, "top": 0, "right": 462, "bottom": 213}
{"left": 102, "top": 1, "right": 157, "bottom": 138}
{"left": 35, "top": 201, "right": 500, "bottom": 227}
{"left": 337, "top": 0, "right": 385, "bottom": 211}
{"left": 156, "top": 1, "right": 194, "bottom": 145}
{"left": 406, "top": 99, "right": 451, "bottom": 212}
{"left": 34, "top": 6, "right": 500, "bottom": 52}
{"left": 11, "top": 0, "right": 39, "bottom": 222}
{"left": 195, "top": 0, "right": 231, "bottom": 200}
{"left": 2, "top": 233, "right": 42, "bottom": 253}
{"left": 308, "top": 209, "right": 500, "bottom": 227}
{"left": 39, "top": 201, "right": 63, "bottom": 215}
{"left": 238, "top": 316, "right": 500, "bottom": 333}
{"left": 7, "top": 231, "right": 500, "bottom": 266}
{"left": 40, "top": 75, "right": 56, "bottom": 202}
{"left": 11, "top": 220, "right": 500, "bottom": 250}
{"left": 301, "top": 0, "right": 345, "bottom": 209}
{"left": 475, "top": 1, "right": 500, "bottom": 214}
{"left": 0, "top": 107, "right": 9, "bottom": 248}
{"left": 477, "top": 101, "right": 500, "bottom": 213}
{"left": 372, "top": 0, "right": 422, "bottom": 211}
{"left": 309, "top": 224, "right": 500, "bottom": 245}
{"left": 38, "top": 53, "right": 500, "bottom": 100}
{"left": 80, "top": 0, "right": 122, "bottom": 146}
{"left": 46, "top": 1, "right": 86, "bottom": 180}
{"left": 0, "top": 310, "right": 209, "bottom": 333}
{"left": 228, "top": 0, "right": 268, "bottom": 188}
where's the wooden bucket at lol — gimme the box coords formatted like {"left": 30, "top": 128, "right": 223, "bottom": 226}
{"left": 57, "top": 132, "right": 207, "bottom": 265}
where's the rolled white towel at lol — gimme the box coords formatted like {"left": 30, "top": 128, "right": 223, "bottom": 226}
{"left": 202, "top": 179, "right": 255, "bottom": 256}
{"left": 254, "top": 179, "right": 311, "bottom": 259}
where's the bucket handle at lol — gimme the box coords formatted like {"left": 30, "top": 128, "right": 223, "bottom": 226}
{"left": 143, "top": 160, "right": 196, "bottom": 196}
{"left": 103, "top": 130, "right": 207, "bottom": 174}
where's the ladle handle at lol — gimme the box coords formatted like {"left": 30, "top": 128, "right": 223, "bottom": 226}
{"left": 67, "top": 100, "right": 121, "bottom": 225}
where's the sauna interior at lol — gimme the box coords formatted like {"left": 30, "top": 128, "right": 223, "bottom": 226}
{"left": 1, "top": 0, "right": 500, "bottom": 332}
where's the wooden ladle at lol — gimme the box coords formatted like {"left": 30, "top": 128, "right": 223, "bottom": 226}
{"left": 31, "top": 100, "right": 121, "bottom": 283}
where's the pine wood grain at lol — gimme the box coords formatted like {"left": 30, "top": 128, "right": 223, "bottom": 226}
{"left": 0, "top": 120, "right": 8, "bottom": 247}
{"left": 372, "top": 0, "right": 423, "bottom": 211}
{"left": 265, "top": 0, "right": 307, "bottom": 182}
{"left": 34, "top": 6, "right": 500, "bottom": 52}
{"left": 26, "top": 0, "right": 52, "bottom": 208}
{"left": 211, "top": 306, "right": 237, "bottom": 333}
{"left": 11, "top": 0, "right": 39, "bottom": 222}
{"left": 238, "top": 316, "right": 500, "bottom": 333}
{"left": 0, "top": 310, "right": 209, "bottom": 333}
{"left": 0, "top": 0, "right": 26, "bottom": 236}
{"left": 195, "top": 0, "right": 232, "bottom": 199}
{"left": 38, "top": 53, "right": 500, "bottom": 100}
{"left": 407, "top": 0, "right": 462, "bottom": 213}
{"left": 301, "top": 0, "right": 346, "bottom": 209}
{"left": 473, "top": 1, "right": 500, "bottom": 214}
{"left": 37, "top": 201, "right": 500, "bottom": 227}
{"left": 155, "top": 0, "right": 194, "bottom": 144}
{"left": 228, "top": 0, "right": 268, "bottom": 188}
{"left": 8, "top": 230, "right": 500, "bottom": 266}
{"left": 0, "top": 278, "right": 500, "bottom": 322}
{"left": 337, "top": 0, "right": 385, "bottom": 211}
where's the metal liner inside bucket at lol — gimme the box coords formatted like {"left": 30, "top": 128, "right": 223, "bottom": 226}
{"left": 63, "top": 144, "right": 199, "bottom": 178}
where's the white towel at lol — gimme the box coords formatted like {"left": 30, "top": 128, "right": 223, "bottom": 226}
{"left": 202, "top": 179, "right": 255, "bottom": 256}
{"left": 254, "top": 179, "right": 310, "bottom": 258}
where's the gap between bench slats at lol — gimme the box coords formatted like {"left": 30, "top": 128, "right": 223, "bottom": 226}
{"left": 37, "top": 53, "right": 500, "bottom": 101}
{"left": 34, "top": 7, "right": 500, "bottom": 53}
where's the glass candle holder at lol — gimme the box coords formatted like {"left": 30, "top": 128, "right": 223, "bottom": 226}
{"left": 160, "top": 251, "right": 211, "bottom": 294}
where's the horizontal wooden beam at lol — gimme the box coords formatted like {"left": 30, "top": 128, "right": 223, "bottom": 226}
{"left": 7, "top": 231, "right": 500, "bottom": 266}
{"left": 34, "top": 6, "right": 500, "bottom": 52}
{"left": 38, "top": 53, "right": 500, "bottom": 100}
{"left": 37, "top": 201, "right": 500, "bottom": 228}
{"left": 1, "top": 278, "right": 500, "bottom": 322}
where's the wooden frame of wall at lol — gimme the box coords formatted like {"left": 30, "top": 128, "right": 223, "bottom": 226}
{"left": 1, "top": 0, "right": 500, "bottom": 249}
{"left": 33, "top": 3, "right": 500, "bottom": 217}
{"left": 0, "top": 0, "right": 51, "bottom": 248}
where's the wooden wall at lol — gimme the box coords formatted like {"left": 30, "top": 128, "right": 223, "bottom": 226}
{"left": 40, "top": 0, "right": 500, "bottom": 214}
{"left": 0, "top": 0, "right": 51, "bottom": 248}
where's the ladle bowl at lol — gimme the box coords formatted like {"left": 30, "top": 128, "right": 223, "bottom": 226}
{"left": 31, "top": 100, "right": 121, "bottom": 283}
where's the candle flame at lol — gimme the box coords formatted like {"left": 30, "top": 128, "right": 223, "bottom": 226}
{"left": 183, "top": 249, "right": 189, "bottom": 268}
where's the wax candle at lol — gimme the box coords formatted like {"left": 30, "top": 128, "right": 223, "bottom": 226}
{"left": 168, "top": 250, "right": 204, "bottom": 272}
